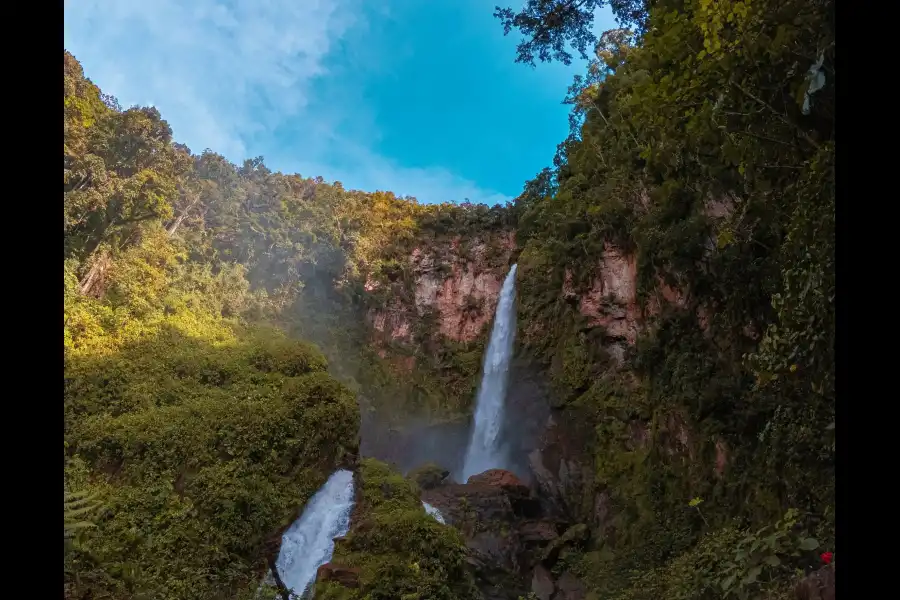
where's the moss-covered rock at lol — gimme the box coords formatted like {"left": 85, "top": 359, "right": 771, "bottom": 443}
{"left": 315, "top": 458, "right": 480, "bottom": 600}
{"left": 408, "top": 462, "right": 451, "bottom": 490}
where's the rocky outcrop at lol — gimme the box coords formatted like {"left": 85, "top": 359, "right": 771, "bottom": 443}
{"left": 316, "top": 563, "right": 360, "bottom": 588}
{"left": 531, "top": 564, "right": 555, "bottom": 600}
{"left": 467, "top": 468, "right": 529, "bottom": 490}
{"left": 794, "top": 564, "right": 835, "bottom": 600}
{"left": 421, "top": 468, "right": 560, "bottom": 600}
{"left": 366, "top": 232, "right": 516, "bottom": 347}
{"left": 575, "top": 244, "right": 640, "bottom": 342}
{"left": 553, "top": 571, "right": 587, "bottom": 600}
{"left": 417, "top": 468, "right": 596, "bottom": 600}
{"left": 527, "top": 410, "right": 596, "bottom": 523}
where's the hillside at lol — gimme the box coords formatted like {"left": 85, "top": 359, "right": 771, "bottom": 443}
{"left": 64, "top": 0, "right": 834, "bottom": 598}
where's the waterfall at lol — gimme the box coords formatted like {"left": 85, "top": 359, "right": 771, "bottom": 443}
{"left": 460, "top": 264, "right": 518, "bottom": 481}
{"left": 274, "top": 469, "right": 355, "bottom": 598}
{"left": 422, "top": 501, "right": 446, "bottom": 524}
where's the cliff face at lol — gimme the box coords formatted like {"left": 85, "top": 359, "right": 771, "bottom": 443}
{"left": 359, "top": 229, "right": 656, "bottom": 470}
{"left": 354, "top": 208, "right": 832, "bottom": 600}
{"left": 365, "top": 231, "right": 517, "bottom": 348}
{"left": 355, "top": 228, "right": 522, "bottom": 476}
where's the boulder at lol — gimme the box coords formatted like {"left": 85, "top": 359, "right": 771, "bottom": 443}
{"left": 531, "top": 564, "right": 555, "bottom": 600}
{"left": 794, "top": 564, "right": 835, "bottom": 600}
{"left": 467, "top": 468, "right": 529, "bottom": 493}
{"left": 518, "top": 520, "right": 560, "bottom": 544}
{"left": 553, "top": 571, "right": 586, "bottom": 600}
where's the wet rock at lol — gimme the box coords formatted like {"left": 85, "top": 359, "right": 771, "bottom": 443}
{"left": 422, "top": 471, "right": 552, "bottom": 600}
{"left": 316, "top": 563, "right": 360, "bottom": 588}
{"left": 518, "top": 520, "right": 560, "bottom": 544}
{"left": 540, "top": 524, "right": 589, "bottom": 566}
{"left": 528, "top": 411, "right": 596, "bottom": 523}
{"left": 423, "top": 481, "right": 518, "bottom": 523}
{"left": 531, "top": 564, "right": 555, "bottom": 600}
{"left": 469, "top": 531, "right": 518, "bottom": 571}
{"left": 794, "top": 564, "right": 835, "bottom": 600}
{"left": 529, "top": 448, "right": 564, "bottom": 515}
{"left": 468, "top": 468, "right": 526, "bottom": 487}
{"left": 553, "top": 571, "right": 586, "bottom": 600}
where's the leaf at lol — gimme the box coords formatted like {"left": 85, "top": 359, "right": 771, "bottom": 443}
{"left": 717, "top": 229, "right": 735, "bottom": 249}
{"left": 764, "top": 554, "right": 781, "bottom": 567}
{"left": 721, "top": 574, "right": 736, "bottom": 590}
{"left": 799, "top": 537, "right": 819, "bottom": 550}
{"left": 742, "top": 565, "right": 762, "bottom": 585}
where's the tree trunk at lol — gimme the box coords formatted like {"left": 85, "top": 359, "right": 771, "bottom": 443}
{"left": 166, "top": 191, "right": 201, "bottom": 237}
{"left": 78, "top": 251, "right": 110, "bottom": 296}
{"left": 265, "top": 555, "right": 292, "bottom": 600}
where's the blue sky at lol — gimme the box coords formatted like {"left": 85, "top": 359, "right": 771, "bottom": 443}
{"left": 64, "top": 1, "right": 616, "bottom": 205}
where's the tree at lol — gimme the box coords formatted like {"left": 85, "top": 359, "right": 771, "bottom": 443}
{"left": 493, "top": 0, "right": 649, "bottom": 66}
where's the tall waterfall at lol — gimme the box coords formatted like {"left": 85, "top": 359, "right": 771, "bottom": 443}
{"left": 274, "top": 469, "right": 355, "bottom": 597}
{"left": 460, "top": 263, "right": 518, "bottom": 481}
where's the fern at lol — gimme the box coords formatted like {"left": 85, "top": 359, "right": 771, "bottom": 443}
{"left": 64, "top": 489, "right": 102, "bottom": 538}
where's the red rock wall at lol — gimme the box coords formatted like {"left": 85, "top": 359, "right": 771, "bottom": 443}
{"left": 365, "top": 232, "right": 517, "bottom": 348}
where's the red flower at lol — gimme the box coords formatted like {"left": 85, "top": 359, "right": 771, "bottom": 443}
{"left": 820, "top": 552, "right": 833, "bottom": 564}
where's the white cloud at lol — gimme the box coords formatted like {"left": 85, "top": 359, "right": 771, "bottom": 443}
{"left": 63, "top": 0, "right": 512, "bottom": 205}
{"left": 64, "top": 0, "right": 356, "bottom": 159}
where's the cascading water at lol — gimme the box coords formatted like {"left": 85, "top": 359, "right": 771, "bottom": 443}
{"left": 422, "top": 501, "right": 446, "bottom": 524}
{"left": 274, "top": 469, "right": 355, "bottom": 597}
{"left": 460, "top": 263, "right": 518, "bottom": 481}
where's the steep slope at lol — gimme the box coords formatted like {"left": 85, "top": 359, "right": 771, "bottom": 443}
{"left": 488, "top": 0, "right": 835, "bottom": 598}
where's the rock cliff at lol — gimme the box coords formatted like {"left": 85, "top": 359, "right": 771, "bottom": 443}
{"left": 355, "top": 225, "right": 832, "bottom": 600}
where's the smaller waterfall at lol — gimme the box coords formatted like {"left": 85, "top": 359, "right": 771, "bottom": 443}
{"left": 275, "top": 469, "right": 355, "bottom": 597}
{"left": 422, "top": 501, "right": 446, "bottom": 524}
{"left": 461, "top": 264, "right": 518, "bottom": 481}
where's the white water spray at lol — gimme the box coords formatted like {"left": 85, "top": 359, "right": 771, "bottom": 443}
{"left": 274, "top": 469, "right": 355, "bottom": 597}
{"left": 460, "top": 264, "right": 518, "bottom": 481}
{"left": 422, "top": 501, "right": 446, "bottom": 524}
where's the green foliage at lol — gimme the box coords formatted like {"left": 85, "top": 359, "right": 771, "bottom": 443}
{"left": 64, "top": 49, "right": 516, "bottom": 437}
{"left": 714, "top": 509, "right": 820, "bottom": 600}
{"left": 64, "top": 489, "right": 103, "bottom": 538}
{"left": 407, "top": 462, "right": 450, "bottom": 490}
{"left": 573, "top": 509, "right": 820, "bottom": 600}
{"left": 62, "top": 48, "right": 505, "bottom": 600}
{"left": 65, "top": 2, "right": 838, "bottom": 591}
{"left": 65, "top": 294, "right": 359, "bottom": 598}
{"left": 63, "top": 66, "right": 363, "bottom": 596}
{"left": 500, "top": 0, "right": 834, "bottom": 597}
{"left": 493, "top": 0, "right": 648, "bottom": 66}
{"left": 316, "top": 459, "right": 480, "bottom": 600}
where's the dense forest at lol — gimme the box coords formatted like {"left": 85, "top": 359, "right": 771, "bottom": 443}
{"left": 497, "top": 0, "right": 834, "bottom": 598}
{"left": 64, "top": 0, "right": 834, "bottom": 598}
